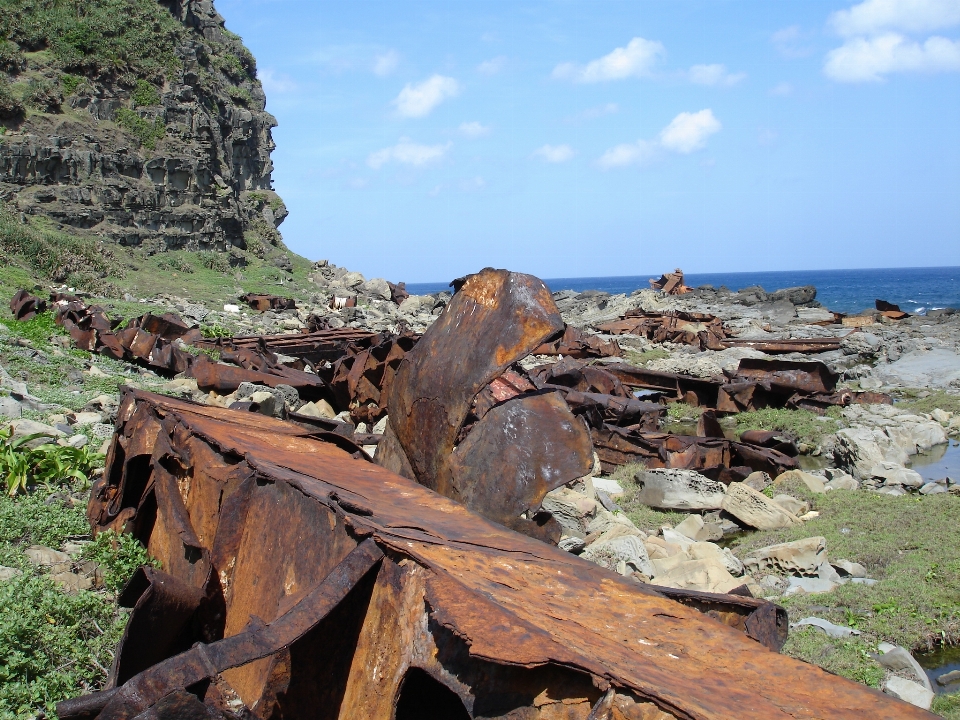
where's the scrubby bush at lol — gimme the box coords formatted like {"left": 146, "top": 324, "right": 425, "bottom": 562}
{"left": 0, "top": 78, "right": 25, "bottom": 119}
{"left": 114, "top": 107, "right": 165, "bottom": 149}
{"left": 0, "top": 39, "right": 25, "bottom": 73}
{"left": 59, "top": 72, "right": 82, "bottom": 95}
{"left": 130, "top": 78, "right": 160, "bottom": 107}
{"left": 24, "top": 77, "right": 62, "bottom": 112}
{"left": 0, "top": 0, "right": 183, "bottom": 80}
{"left": 197, "top": 251, "right": 230, "bottom": 273}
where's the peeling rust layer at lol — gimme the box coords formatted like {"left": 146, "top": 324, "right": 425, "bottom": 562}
{"left": 378, "top": 268, "right": 595, "bottom": 539}
{"left": 241, "top": 293, "right": 296, "bottom": 312}
{"left": 72, "top": 389, "right": 928, "bottom": 719}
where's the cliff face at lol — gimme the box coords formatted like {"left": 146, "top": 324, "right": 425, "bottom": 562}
{"left": 0, "top": 0, "right": 285, "bottom": 254}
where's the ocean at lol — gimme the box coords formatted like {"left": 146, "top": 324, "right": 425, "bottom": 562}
{"left": 405, "top": 266, "right": 960, "bottom": 316}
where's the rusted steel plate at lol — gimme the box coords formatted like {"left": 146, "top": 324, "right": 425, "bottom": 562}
{"left": 9, "top": 289, "right": 47, "bottom": 320}
{"left": 78, "top": 390, "right": 924, "bottom": 719}
{"left": 598, "top": 311, "right": 727, "bottom": 351}
{"left": 532, "top": 324, "right": 623, "bottom": 358}
{"left": 729, "top": 358, "right": 839, "bottom": 395}
{"left": 448, "top": 391, "right": 593, "bottom": 541}
{"left": 593, "top": 426, "right": 798, "bottom": 480}
{"left": 378, "top": 268, "right": 594, "bottom": 536}
{"left": 649, "top": 268, "right": 692, "bottom": 295}
{"left": 329, "top": 334, "right": 416, "bottom": 423}
{"left": 198, "top": 328, "right": 382, "bottom": 366}
{"left": 720, "top": 338, "right": 842, "bottom": 354}
{"left": 241, "top": 293, "right": 296, "bottom": 312}
{"left": 187, "top": 354, "right": 327, "bottom": 399}
{"left": 602, "top": 362, "right": 723, "bottom": 407}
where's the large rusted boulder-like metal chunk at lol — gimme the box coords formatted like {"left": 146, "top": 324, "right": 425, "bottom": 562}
{"left": 378, "top": 268, "right": 594, "bottom": 541}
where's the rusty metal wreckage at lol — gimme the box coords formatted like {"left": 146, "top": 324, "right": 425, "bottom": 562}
{"left": 9, "top": 271, "right": 923, "bottom": 718}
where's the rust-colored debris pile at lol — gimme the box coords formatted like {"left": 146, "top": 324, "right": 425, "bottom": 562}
{"left": 648, "top": 268, "right": 692, "bottom": 295}
{"left": 9, "top": 280, "right": 925, "bottom": 718}
{"left": 597, "top": 310, "right": 728, "bottom": 351}
{"left": 58, "top": 390, "right": 920, "bottom": 720}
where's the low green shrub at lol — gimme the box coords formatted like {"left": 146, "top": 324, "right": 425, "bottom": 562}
{"left": 0, "top": 79, "right": 24, "bottom": 120}
{"left": 0, "top": 426, "right": 102, "bottom": 495}
{"left": 60, "top": 73, "right": 82, "bottom": 96}
{"left": 197, "top": 251, "right": 230, "bottom": 273}
{"left": 156, "top": 252, "right": 194, "bottom": 274}
{"left": 114, "top": 107, "right": 165, "bottom": 149}
{"left": 80, "top": 530, "right": 157, "bottom": 592}
{"left": 130, "top": 78, "right": 160, "bottom": 107}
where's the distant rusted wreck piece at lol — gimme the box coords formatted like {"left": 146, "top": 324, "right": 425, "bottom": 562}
{"left": 648, "top": 268, "right": 692, "bottom": 295}
{"left": 59, "top": 389, "right": 928, "bottom": 720}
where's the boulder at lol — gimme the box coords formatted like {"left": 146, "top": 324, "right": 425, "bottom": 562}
{"left": 835, "top": 428, "right": 907, "bottom": 479}
{"left": 831, "top": 559, "right": 867, "bottom": 578}
{"left": 773, "top": 494, "right": 809, "bottom": 516}
{"left": 673, "top": 515, "right": 722, "bottom": 542}
{"left": 0, "top": 395, "right": 23, "bottom": 419}
{"left": 633, "top": 469, "right": 726, "bottom": 510}
{"left": 875, "top": 646, "right": 933, "bottom": 692}
{"left": 582, "top": 533, "right": 654, "bottom": 577}
{"left": 0, "top": 566, "right": 22, "bottom": 582}
{"left": 340, "top": 271, "right": 366, "bottom": 289}
{"left": 932, "top": 408, "right": 953, "bottom": 425}
{"left": 297, "top": 399, "right": 336, "bottom": 419}
{"left": 721, "top": 483, "right": 802, "bottom": 530}
{"left": 743, "top": 536, "right": 826, "bottom": 576}
{"left": 871, "top": 461, "right": 923, "bottom": 488}
{"left": 774, "top": 469, "right": 826, "bottom": 493}
{"left": 592, "top": 477, "right": 624, "bottom": 497}
{"left": 649, "top": 554, "right": 742, "bottom": 594}
{"left": 742, "top": 471, "right": 771, "bottom": 492}
{"left": 883, "top": 677, "right": 934, "bottom": 710}
{"left": 363, "top": 278, "right": 392, "bottom": 301}
{"left": 825, "top": 474, "right": 859, "bottom": 491}
{"left": 769, "top": 285, "right": 817, "bottom": 305}
{"left": 9, "top": 418, "right": 63, "bottom": 448}
{"left": 542, "top": 488, "right": 598, "bottom": 537}
{"left": 785, "top": 576, "right": 839, "bottom": 595}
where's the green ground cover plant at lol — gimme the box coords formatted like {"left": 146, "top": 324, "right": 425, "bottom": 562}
{"left": 0, "top": 0, "right": 183, "bottom": 80}
{"left": 728, "top": 482, "right": 960, "bottom": 686}
{"left": 114, "top": 107, "right": 165, "bottom": 149}
{"left": 733, "top": 407, "right": 841, "bottom": 446}
{"left": 80, "top": 530, "right": 156, "bottom": 592}
{"left": 0, "top": 426, "right": 102, "bottom": 495}
{"left": 897, "top": 389, "right": 960, "bottom": 416}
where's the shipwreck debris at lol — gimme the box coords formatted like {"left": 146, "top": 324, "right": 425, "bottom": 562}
{"left": 377, "top": 268, "right": 595, "bottom": 542}
{"left": 649, "top": 268, "right": 693, "bottom": 295}
{"left": 9, "top": 289, "right": 47, "bottom": 320}
{"left": 241, "top": 293, "right": 297, "bottom": 312}
{"left": 65, "top": 389, "right": 925, "bottom": 719}
{"left": 597, "top": 310, "right": 727, "bottom": 351}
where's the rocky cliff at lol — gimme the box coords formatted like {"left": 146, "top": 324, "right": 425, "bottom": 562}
{"left": 0, "top": 0, "right": 285, "bottom": 254}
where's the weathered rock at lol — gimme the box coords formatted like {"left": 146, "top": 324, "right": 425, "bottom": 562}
{"left": 831, "top": 559, "right": 867, "bottom": 578}
{"left": 721, "top": 482, "right": 802, "bottom": 530}
{"left": 0, "top": 395, "right": 23, "bottom": 419}
{"left": 768, "top": 285, "right": 817, "bottom": 305}
{"left": 249, "top": 390, "right": 282, "bottom": 417}
{"left": 871, "top": 461, "right": 923, "bottom": 488}
{"left": 825, "top": 474, "right": 859, "bottom": 491}
{"left": 792, "top": 617, "right": 860, "bottom": 638}
{"left": 649, "top": 544, "right": 742, "bottom": 594}
{"left": 25, "top": 545, "right": 72, "bottom": 574}
{"left": 743, "top": 537, "right": 826, "bottom": 576}
{"left": 297, "top": 399, "right": 336, "bottom": 419}
{"left": 582, "top": 533, "right": 654, "bottom": 577}
{"left": 742, "top": 471, "right": 771, "bottom": 492}
{"left": 773, "top": 494, "right": 809, "bottom": 517}
{"left": 932, "top": 408, "right": 953, "bottom": 425}
{"left": 592, "top": 477, "right": 624, "bottom": 497}
{"left": 633, "top": 469, "right": 726, "bottom": 510}
{"left": 362, "top": 278, "right": 392, "bottom": 301}
{"left": 774, "top": 469, "right": 826, "bottom": 493}
{"left": 835, "top": 427, "right": 907, "bottom": 479}
{"left": 883, "top": 677, "right": 934, "bottom": 710}
{"left": 542, "top": 488, "right": 598, "bottom": 537}
{"left": 785, "top": 576, "right": 839, "bottom": 595}
{"left": 69, "top": 411, "right": 103, "bottom": 426}
{"left": 0, "top": 566, "right": 22, "bottom": 582}
{"left": 919, "top": 482, "right": 947, "bottom": 495}
{"left": 876, "top": 646, "right": 933, "bottom": 692}
{"left": 9, "top": 418, "right": 64, "bottom": 448}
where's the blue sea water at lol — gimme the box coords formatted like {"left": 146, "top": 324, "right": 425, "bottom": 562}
{"left": 405, "top": 266, "right": 960, "bottom": 316}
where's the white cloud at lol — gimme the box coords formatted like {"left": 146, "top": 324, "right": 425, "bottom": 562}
{"left": 769, "top": 81, "right": 794, "bottom": 96}
{"left": 553, "top": 37, "right": 665, "bottom": 82}
{"left": 829, "top": 0, "right": 960, "bottom": 37}
{"left": 597, "top": 140, "right": 659, "bottom": 169}
{"left": 688, "top": 63, "right": 746, "bottom": 86}
{"left": 824, "top": 33, "right": 960, "bottom": 81}
{"left": 597, "top": 109, "right": 721, "bottom": 169}
{"left": 367, "top": 138, "right": 452, "bottom": 169}
{"left": 373, "top": 50, "right": 400, "bottom": 77}
{"left": 533, "top": 144, "right": 575, "bottom": 163}
{"left": 460, "top": 176, "right": 486, "bottom": 191}
{"left": 772, "top": 25, "right": 808, "bottom": 58}
{"left": 459, "top": 121, "right": 491, "bottom": 138}
{"left": 477, "top": 56, "right": 507, "bottom": 75}
{"left": 659, "top": 109, "right": 722, "bottom": 153}
{"left": 393, "top": 75, "right": 460, "bottom": 118}
{"left": 259, "top": 69, "right": 297, "bottom": 94}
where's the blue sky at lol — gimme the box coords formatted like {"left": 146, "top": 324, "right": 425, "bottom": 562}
{"left": 216, "top": 0, "right": 960, "bottom": 283}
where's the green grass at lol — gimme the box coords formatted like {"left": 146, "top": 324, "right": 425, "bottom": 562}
{"left": 80, "top": 530, "right": 156, "bottom": 592}
{"left": 609, "top": 462, "right": 688, "bottom": 533}
{"left": 726, "top": 484, "right": 960, "bottom": 689}
{"left": 114, "top": 107, "right": 164, "bottom": 149}
{"left": 733, "top": 407, "right": 842, "bottom": 446}
{"left": 934, "top": 693, "right": 960, "bottom": 720}
{"left": 0, "top": 0, "right": 183, "bottom": 80}
{"left": 896, "top": 389, "right": 960, "bottom": 416}
{"left": 130, "top": 78, "right": 160, "bottom": 107}
{"left": 624, "top": 347, "right": 671, "bottom": 366}
{"left": 666, "top": 402, "right": 704, "bottom": 421}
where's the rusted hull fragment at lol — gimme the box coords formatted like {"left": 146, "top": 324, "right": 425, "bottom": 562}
{"left": 69, "top": 389, "right": 925, "bottom": 719}
{"left": 597, "top": 310, "right": 726, "bottom": 351}
{"left": 9, "top": 289, "right": 47, "bottom": 320}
